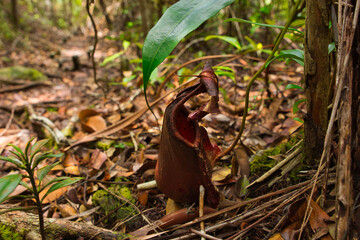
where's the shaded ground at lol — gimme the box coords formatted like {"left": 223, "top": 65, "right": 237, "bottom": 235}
{"left": 0, "top": 22, "right": 322, "bottom": 240}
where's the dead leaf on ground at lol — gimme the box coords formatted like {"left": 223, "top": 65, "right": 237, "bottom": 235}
{"left": 79, "top": 109, "right": 107, "bottom": 133}
{"left": 89, "top": 149, "right": 107, "bottom": 170}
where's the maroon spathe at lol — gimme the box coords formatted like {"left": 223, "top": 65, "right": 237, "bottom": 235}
{"left": 155, "top": 64, "right": 221, "bottom": 208}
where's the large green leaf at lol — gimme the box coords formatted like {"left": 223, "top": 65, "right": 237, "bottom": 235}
{"left": 142, "top": 0, "right": 235, "bottom": 95}
{"left": 0, "top": 174, "right": 22, "bottom": 203}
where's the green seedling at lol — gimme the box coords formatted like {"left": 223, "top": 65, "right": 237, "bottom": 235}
{"left": 0, "top": 138, "right": 82, "bottom": 240}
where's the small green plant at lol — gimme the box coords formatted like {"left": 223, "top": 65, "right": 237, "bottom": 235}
{"left": 0, "top": 138, "right": 82, "bottom": 240}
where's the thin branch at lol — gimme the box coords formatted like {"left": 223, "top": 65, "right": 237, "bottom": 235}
{"left": 86, "top": 0, "right": 106, "bottom": 97}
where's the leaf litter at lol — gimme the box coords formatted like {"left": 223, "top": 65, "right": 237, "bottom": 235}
{"left": 0, "top": 23, "right": 334, "bottom": 240}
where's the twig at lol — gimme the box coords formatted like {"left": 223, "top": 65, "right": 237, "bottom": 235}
{"left": 215, "top": 0, "right": 304, "bottom": 161}
{"left": 190, "top": 228, "right": 222, "bottom": 240}
{"left": 228, "top": 184, "right": 312, "bottom": 240}
{"left": 171, "top": 180, "right": 311, "bottom": 232}
{"left": 0, "top": 81, "right": 51, "bottom": 93}
{"left": 27, "top": 105, "right": 68, "bottom": 144}
{"left": 0, "top": 108, "right": 14, "bottom": 137}
{"left": 86, "top": 0, "right": 106, "bottom": 97}
{"left": 199, "top": 185, "right": 205, "bottom": 240}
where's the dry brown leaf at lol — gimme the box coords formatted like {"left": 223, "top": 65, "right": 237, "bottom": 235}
{"left": 79, "top": 109, "right": 107, "bottom": 133}
{"left": 89, "top": 149, "right": 107, "bottom": 170}
{"left": 64, "top": 165, "right": 80, "bottom": 175}
{"left": 63, "top": 153, "right": 77, "bottom": 167}
{"left": 166, "top": 198, "right": 182, "bottom": 215}
{"left": 58, "top": 204, "right": 77, "bottom": 218}
{"left": 211, "top": 167, "right": 231, "bottom": 182}
{"left": 269, "top": 233, "right": 285, "bottom": 240}
{"left": 40, "top": 185, "right": 68, "bottom": 204}
{"left": 137, "top": 190, "right": 149, "bottom": 206}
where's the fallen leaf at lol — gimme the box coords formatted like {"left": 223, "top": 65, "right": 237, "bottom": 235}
{"left": 211, "top": 167, "right": 232, "bottom": 182}
{"left": 79, "top": 109, "right": 107, "bottom": 133}
{"left": 89, "top": 149, "right": 107, "bottom": 170}
{"left": 58, "top": 204, "right": 77, "bottom": 218}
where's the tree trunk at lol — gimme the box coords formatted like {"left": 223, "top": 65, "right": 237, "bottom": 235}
{"left": 11, "top": 0, "right": 18, "bottom": 28}
{"left": 304, "top": 0, "right": 331, "bottom": 163}
{"left": 335, "top": 1, "right": 360, "bottom": 238}
{"left": 99, "top": 0, "right": 113, "bottom": 30}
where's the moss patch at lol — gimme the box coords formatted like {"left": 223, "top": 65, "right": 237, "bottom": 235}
{"left": 92, "top": 181, "right": 137, "bottom": 227}
{"left": 0, "top": 224, "right": 25, "bottom": 240}
{"left": 250, "top": 135, "right": 303, "bottom": 176}
{"left": 0, "top": 66, "right": 48, "bottom": 81}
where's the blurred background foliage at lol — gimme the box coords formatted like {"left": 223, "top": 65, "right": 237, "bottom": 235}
{"left": 0, "top": 0, "right": 304, "bottom": 56}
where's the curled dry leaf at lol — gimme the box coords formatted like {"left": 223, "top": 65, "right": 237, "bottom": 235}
{"left": 156, "top": 63, "right": 221, "bottom": 208}
{"left": 79, "top": 109, "right": 107, "bottom": 133}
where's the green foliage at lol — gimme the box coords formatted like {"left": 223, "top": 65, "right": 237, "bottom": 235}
{"left": 142, "top": 0, "right": 235, "bottom": 100}
{"left": 225, "top": 18, "right": 303, "bottom": 35}
{"left": 0, "top": 66, "right": 48, "bottom": 82}
{"left": 0, "top": 137, "right": 82, "bottom": 217}
{"left": 92, "top": 184, "right": 137, "bottom": 226}
{"left": 0, "top": 224, "right": 25, "bottom": 240}
{"left": 205, "top": 35, "right": 241, "bottom": 50}
{"left": 250, "top": 137, "right": 302, "bottom": 175}
{"left": 0, "top": 175, "right": 22, "bottom": 204}
{"left": 266, "top": 49, "right": 304, "bottom": 68}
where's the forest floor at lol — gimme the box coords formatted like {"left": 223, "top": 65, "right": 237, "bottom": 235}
{"left": 0, "top": 23, "right": 331, "bottom": 240}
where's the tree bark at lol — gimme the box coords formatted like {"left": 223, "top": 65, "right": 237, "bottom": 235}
{"left": 335, "top": 1, "right": 360, "bottom": 238}
{"left": 11, "top": 0, "right": 18, "bottom": 28}
{"left": 304, "top": 0, "right": 331, "bottom": 163}
{"left": 0, "top": 211, "right": 126, "bottom": 240}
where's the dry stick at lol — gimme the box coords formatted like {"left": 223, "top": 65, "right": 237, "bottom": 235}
{"left": 228, "top": 184, "right": 313, "bottom": 240}
{"left": 97, "top": 182, "right": 152, "bottom": 225}
{"left": 0, "top": 108, "right": 14, "bottom": 137}
{"left": 177, "top": 186, "right": 309, "bottom": 240}
{"left": 190, "top": 229, "right": 222, "bottom": 240}
{"left": 199, "top": 185, "right": 205, "bottom": 240}
{"left": 297, "top": 1, "right": 360, "bottom": 239}
{"left": 171, "top": 180, "right": 311, "bottom": 232}
{"left": 86, "top": 0, "right": 106, "bottom": 97}
{"left": 214, "top": 0, "right": 304, "bottom": 162}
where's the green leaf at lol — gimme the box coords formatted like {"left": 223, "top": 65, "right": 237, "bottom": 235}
{"left": 100, "top": 51, "right": 124, "bottom": 66}
{"left": 19, "top": 181, "right": 33, "bottom": 192}
{"left": 285, "top": 83, "right": 303, "bottom": 90}
{"left": 265, "top": 49, "right": 304, "bottom": 68}
{"left": 293, "top": 99, "right": 306, "bottom": 114}
{"left": 236, "top": 175, "right": 249, "bottom": 197}
{"left": 0, "top": 174, "right": 22, "bottom": 203}
{"left": 32, "top": 152, "right": 63, "bottom": 169}
{"left": 37, "top": 161, "right": 61, "bottom": 183}
{"left": 8, "top": 144, "right": 26, "bottom": 160}
{"left": 0, "top": 155, "right": 23, "bottom": 168}
{"left": 225, "top": 18, "right": 304, "bottom": 35}
{"left": 39, "top": 176, "right": 70, "bottom": 193}
{"left": 294, "top": 117, "right": 304, "bottom": 124}
{"left": 41, "top": 178, "right": 82, "bottom": 203}
{"left": 25, "top": 137, "right": 36, "bottom": 156}
{"left": 328, "top": 42, "right": 336, "bottom": 54}
{"left": 205, "top": 35, "right": 241, "bottom": 50}
{"left": 30, "top": 139, "right": 49, "bottom": 163}
{"left": 142, "top": 0, "right": 235, "bottom": 96}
